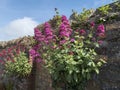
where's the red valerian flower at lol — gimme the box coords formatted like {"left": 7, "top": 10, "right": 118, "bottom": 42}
{"left": 61, "top": 15, "right": 68, "bottom": 22}
{"left": 98, "top": 33, "right": 106, "bottom": 38}
{"left": 97, "top": 24, "right": 105, "bottom": 33}
{"left": 70, "top": 38, "right": 75, "bottom": 42}
{"left": 80, "top": 29, "right": 86, "bottom": 35}
{"left": 90, "top": 22, "right": 95, "bottom": 27}
{"left": 34, "top": 28, "right": 45, "bottom": 42}
{"left": 60, "top": 40, "right": 67, "bottom": 45}
{"left": 69, "top": 51, "right": 74, "bottom": 55}
{"left": 59, "top": 15, "right": 72, "bottom": 39}
{"left": 0, "top": 60, "right": 5, "bottom": 64}
{"left": 98, "top": 40, "right": 103, "bottom": 45}
{"left": 44, "top": 22, "right": 53, "bottom": 41}
{"left": 29, "top": 49, "right": 40, "bottom": 60}
{"left": 96, "top": 24, "right": 105, "bottom": 38}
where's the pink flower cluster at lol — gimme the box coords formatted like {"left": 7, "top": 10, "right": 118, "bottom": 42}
{"left": 0, "top": 44, "right": 25, "bottom": 65}
{"left": 30, "top": 15, "right": 106, "bottom": 62}
{"left": 59, "top": 15, "right": 72, "bottom": 38}
{"left": 30, "top": 16, "right": 73, "bottom": 61}
{"left": 90, "top": 22, "right": 95, "bottom": 27}
{"left": 96, "top": 24, "right": 105, "bottom": 37}
{"left": 34, "top": 22, "right": 53, "bottom": 43}
{"left": 30, "top": 22, "right": 54, "bottom": 62}
{"left": 59, "top": 15, "right": 72, "bottom": 44}
{"left": 80, "top": 29, "right": 86, "bottom": 35}
{"left": 34, "top": 28, "right": 45, "bottom": 42}
{"left": 29, "top": 48, "right": 42, "bottom": 62}
{"left": 44, "top": 22, "right": 53, "bottom": 43}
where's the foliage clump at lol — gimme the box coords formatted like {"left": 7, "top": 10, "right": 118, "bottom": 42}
{"left": 5, "top": 52, "right": 32, "bottom": 77}
{"left": 98, "top": 5, "right": 112, "bottom": 15}
{"left": 70, "top": 9, "right": 94, "bottom": 30}
{"left": 30, "top": 11, "right": 106, "bottom": 89}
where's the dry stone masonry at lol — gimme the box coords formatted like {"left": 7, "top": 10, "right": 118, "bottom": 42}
{"left": 86, "top": 2, "right": 120, "bottom": 90}
{"left": 0, "top": 2, "right": 120, "bottom": 90}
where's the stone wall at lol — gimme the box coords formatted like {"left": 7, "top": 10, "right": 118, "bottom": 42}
{"left": 0, "top": 2, "right": 120, "bottom": 90}
{"left": 86, "top": 2, "right": 120, "bottom": 90}
{"left": 35, "top": 2, "right": 120, "bottom": 89}
{"left": 35, "top": 63, "right": 53, "bottom": 90}
{"left": 85, "top": 22, "right": 120, "bottom": 90}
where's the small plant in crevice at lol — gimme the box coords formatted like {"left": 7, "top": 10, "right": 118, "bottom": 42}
{"left": 98, "top": 5, "right": 112, "bottom": 16}
{"left": 71, "top": 8, "right": 94, "bottom": 30}
{"left": 115, "top": 1, "right": 120, "bottom": 10}
{"left": 96, "top": 17, "right": 106, "bottom": 24}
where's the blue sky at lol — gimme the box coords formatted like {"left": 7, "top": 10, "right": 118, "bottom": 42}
{"left": 0, "top": 0, "right": 113, "bottom": 41}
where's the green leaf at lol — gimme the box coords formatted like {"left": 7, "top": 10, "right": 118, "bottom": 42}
{"left": 100, "top": 59, "right": 106, "bottom": 63}
{"left": 86, "top": 73, "right": 91, "bottom": 80}
{"left": 97, "top": 62, "right": 102, "bottom": 67}
{"left": 67, "top": 74, "right": 72, "bottom": 83}
{"left": 88, "top": 62, "right": 92, "bottom": 66}
{"left": 73, "top": 73, "right": 78, "bottom": 82}
{"left": 69, "top": 70, "right": 73, "bottom": 74}
{"left": 94, "top": 43, "right": 99, "bottom": 48}
{"left": 95, "top": 68, "right": 99, "bottom": 74}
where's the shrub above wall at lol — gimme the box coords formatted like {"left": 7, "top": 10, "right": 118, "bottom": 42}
{"left": 29, "top": 5, "right": 109, "bottom": 90}
{"left": 30, "top": 1, "right": 120, "bottom": 90}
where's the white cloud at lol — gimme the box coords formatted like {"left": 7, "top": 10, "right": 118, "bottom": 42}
{"left": 0, "top": 17, "right": 38, "bottom": 41}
